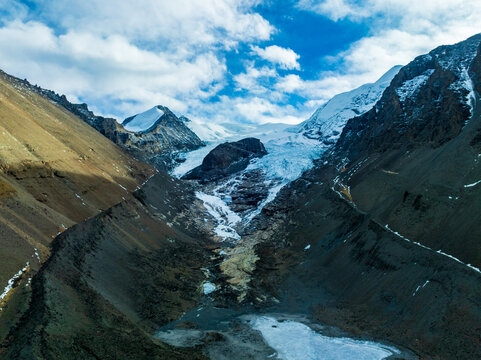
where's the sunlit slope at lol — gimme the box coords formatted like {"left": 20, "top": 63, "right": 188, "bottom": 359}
{"left": 0, "top": 71, "right": 154, "bottom": 325}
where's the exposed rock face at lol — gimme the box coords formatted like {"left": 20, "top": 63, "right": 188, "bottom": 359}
{"left": 183, "top": 138, "right": 267, "bottom": 182}
{"left": 337, "top": 34, "right": 481, "bottom": 158}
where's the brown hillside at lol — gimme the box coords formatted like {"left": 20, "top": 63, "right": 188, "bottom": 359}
{"left": 0, "top": 70, "right": 154, "bottom": 336}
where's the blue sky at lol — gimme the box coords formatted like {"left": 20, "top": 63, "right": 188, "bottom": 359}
{"left": 0, "top": 0, "right": 480, "bottom": 127}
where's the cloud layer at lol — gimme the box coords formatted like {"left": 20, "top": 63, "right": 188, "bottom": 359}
{"left": 0, "top": 0, "right": 480, "bottom": 127}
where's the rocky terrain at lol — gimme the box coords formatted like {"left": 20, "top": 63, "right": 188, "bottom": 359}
{"left": 1, "top": 34, "right": 481, "bottom": 360}
{"left": 1, "top": 171, "right": 213, "bottom": 359}
{"left": 0, "top": 70, "right": 154, "bottom": 346}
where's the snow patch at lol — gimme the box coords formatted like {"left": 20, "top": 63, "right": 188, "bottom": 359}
{"left": 396, "top": 70, "right": 434, "bottom": 102}
{"left": 298, "top": 66, "right": 401, "bottom": 143}
{"left": 384, "top": 224, "right": 481, "bottom": 276}
{"left": 464, "top": 179, "right": 481, "bottom": 188}
{"left": 0, "top": 262, "right": 29, "bottom": 311}
{"left": 412, "top": 280, "right": 430, "bottom": 296}
{"left": 33, "top": 248, "right": 41, "bottom": 262}
{"left": 203, "top": 282, "right": 216, "bottom": 295}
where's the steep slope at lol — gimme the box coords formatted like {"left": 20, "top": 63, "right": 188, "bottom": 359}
{"left": 0, "top": 70, "right": 154, "bottom": 341}
{"left": 230, "top": 34, "right": 481, "bottom": 359}
{"left": 332, "top": 33, "right": 481, "bottom": 267}
{"left": 1, "top": 172, "right": 211, "bottom": 359}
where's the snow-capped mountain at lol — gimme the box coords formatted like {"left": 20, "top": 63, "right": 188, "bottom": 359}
{"left": 123, "top": 106, "right": 166, "bottom": 133}
{"left": 118, "top": 105, "right": 204, "bottom": 170}
{"left": 337, "top": 33, "right": 481, "bottom": 156}
{"left": 296, "top": 65, "right": 402, "bottom": 144}
{"left": 184, "top": 119, "right": 237, "bottom": 142}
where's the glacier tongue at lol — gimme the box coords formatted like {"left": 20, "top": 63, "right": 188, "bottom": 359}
{"left": 172, "top": 66, "right": 402, "bottom": 241}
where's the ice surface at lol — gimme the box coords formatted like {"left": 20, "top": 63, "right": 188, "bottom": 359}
{"left": 203, "top": 282, "right": 216, "bottom": 295}
{"left": 171, "top": 142, "right": 219, "bottom": 178}
{"left": 250, "top": 316, "right": 398, "bottom": 360}
{"left": 123, "top": 106, "right": 164, "bottom": 133}
{"left": 196, "top": 191, "right": 241, "bottom": 241}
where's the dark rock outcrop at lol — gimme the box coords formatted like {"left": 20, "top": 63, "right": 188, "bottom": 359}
{"left": 336, "top": 34, "right": 481, "bottom": 159}
{"left": 183, "top": 138, "right": 267, "bottom": 182}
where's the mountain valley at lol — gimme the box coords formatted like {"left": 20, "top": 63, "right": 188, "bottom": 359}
{"left": 0, "top": 34, "right": 481, "bottom": 360}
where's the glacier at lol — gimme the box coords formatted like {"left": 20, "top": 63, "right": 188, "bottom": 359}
{"left": 172, "top": 66, "right": 401, "bottom": 240}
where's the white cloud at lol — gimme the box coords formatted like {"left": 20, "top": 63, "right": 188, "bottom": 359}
{"left": 192, "top": 95, "right": 306, "bottom": 125}
{"left": 233, "top": 64, "right": 278, "bottom": 94}
{"left": 31, "top": 0, "right": 274, "bottom": 48}
{"left": 251, "top": 45, "right": 301, "bottom": 70}
{"left": 0, "top": 20, "right": 228, "bottom": 117}
{"left": 297, "top": 0, "right": 362, "bottom": 21}
{"left": 0, "top": 1, "right": 276, "bottom": 120}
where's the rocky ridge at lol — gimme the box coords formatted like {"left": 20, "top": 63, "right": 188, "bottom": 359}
{"left": 0, "top": 72, "right": 204, "bottom": 171}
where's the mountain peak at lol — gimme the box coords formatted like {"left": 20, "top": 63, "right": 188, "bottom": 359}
{"left": 122, "top": 105, "right": 167, "bottom": 133}
{"left": 296, "top": 66, "right": 401, "bottom": 144}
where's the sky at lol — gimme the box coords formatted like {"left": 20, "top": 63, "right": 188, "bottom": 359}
{"left": 0, "top": 0, "right": 480, "bottom": 127}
